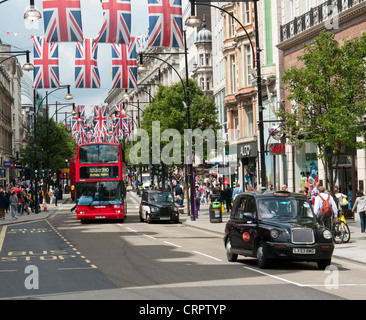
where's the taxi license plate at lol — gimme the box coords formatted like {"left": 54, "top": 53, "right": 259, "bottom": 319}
{"left": 160, "top": 217, "right": 170, "bottom": 220}
{"left": 95, "top": 216, "right": 105, "bottom": 219}
{"left": 293, "top": 248, "right": 316, "bottom": 254}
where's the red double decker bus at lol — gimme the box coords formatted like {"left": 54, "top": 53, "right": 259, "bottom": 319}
{"left": 75, "top": 143, "right": 127, "bottom": 223}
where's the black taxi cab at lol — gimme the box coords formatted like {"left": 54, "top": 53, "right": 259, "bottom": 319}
{"left": 224, "top": 191, "right": 334, "bottom": 269}
{"left": 139, "top": 190, "right": 179, "bottom": 224}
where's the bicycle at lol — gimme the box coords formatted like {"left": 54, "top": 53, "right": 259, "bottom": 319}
{"left": 332, "top": 214, "right": 351, "bottom": 244}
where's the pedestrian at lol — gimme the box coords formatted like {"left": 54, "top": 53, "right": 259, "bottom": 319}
{"left": 281, "top": 184, "right": 288, "bottom": 191}
{"left": 9, "top": 191, "right": 18, "bottom": 220}
{"left": 334, "top": 186, "right": 347, "bottom": 214}
{"left": 224, "top": 184, "right": 233, "bottom": 212}
{"left": 0, "top": 191, "right": 7, "bottom": 220}
{"left": 314, "top": 186, "right": 338, "bottom": 229}
{"left": 232, "top": 183, "right": 243, "bottom": 201}
{"left": 48, "top": 186, "right": 54, "bottom": 204}
{"left": 352, "top": 190, "right": 366, "bottom": 233}
{"left": 175, "top": 183, "right": 184, "bottom": 206}
{"left": 54, "top": 186, "right": 59, "bottom": 206}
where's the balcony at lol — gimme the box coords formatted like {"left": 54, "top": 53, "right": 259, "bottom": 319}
{"left": 280, "top": 0, "right": 365, "bottom": 42}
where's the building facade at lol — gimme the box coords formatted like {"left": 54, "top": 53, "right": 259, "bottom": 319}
{"left": 277, "top": 0, "right": 366, "bottom": 197}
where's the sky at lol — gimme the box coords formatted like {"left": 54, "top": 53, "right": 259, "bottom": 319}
{"left": 0, "top": 0, "right": 187, "bottom": 119}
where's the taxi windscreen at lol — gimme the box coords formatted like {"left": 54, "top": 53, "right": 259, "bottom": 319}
{"left": 258, "top": 198, "right": 315, "bottom": 220}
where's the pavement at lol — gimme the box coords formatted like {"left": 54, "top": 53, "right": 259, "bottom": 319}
{"left": 1, "top": 191, "right": 366, "bottom": 265}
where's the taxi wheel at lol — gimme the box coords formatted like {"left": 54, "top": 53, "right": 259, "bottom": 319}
{"left": 317, "top": 259, "right": 331, "bottom": 270}
{"left": 256, "top": 242, "right": 271, "bottom": 269}
{"left": 225, "top": 239, "right": 238, "bottom": 262}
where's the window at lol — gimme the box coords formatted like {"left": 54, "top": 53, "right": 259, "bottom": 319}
{"left": 206, "top": 78, "right": 210, "bottom": 91}
{"left": 200, "top": 78, "right": 205, "bottom": 90}
{"left": 247, "top": 105, "right": 254, "bottom": 136}
{"left": 290, "top": 0, "right": 295, "bottom": 20}
{"left": 200, "top": 54, "right": 204, "bottom": 66}
{"left": 245, "top": 197, "right": 257, "bottom": 215}
{"left": 230, "top": 16, "right": 235, "bottom": 37}
{"left": 246, "top": 46, "right": 252, "bottom": 86}
{"left": 205, "top": 54, "right": 210, "bottom": 66}
{"left": 231, "top": 55, "right": 236, "bottom": 92}
{"left": 235, "top": 197, "right": 247, "bottom": 218}
{"left": 245, "top": 2, "right": 251, "bottom": 25}
{"left": 79, "top": 144, "right": 119, "bottom": 164}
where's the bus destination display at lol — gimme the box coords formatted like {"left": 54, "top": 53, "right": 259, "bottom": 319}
{"left": 80, "top": 166, "right": 119, "bottom": 179}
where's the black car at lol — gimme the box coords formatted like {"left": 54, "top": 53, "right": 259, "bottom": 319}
{"left": 224, "top": 191, "right": 334, "bottom": 269}
{"left": 139, "top": 190, "right": 179, "bottom": 223}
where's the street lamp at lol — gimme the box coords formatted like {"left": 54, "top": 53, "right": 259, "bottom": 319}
{"left": 186, "top": 0, "right": 266, "bottom": 191}
{"left": 24, "top": 0, "right": 42, "bottom": 21}
{"left": 138, "top": 37, "right": 196, "bottom": 220}
{"left": 0, "top": 50, "right": 34, "bottom": 71}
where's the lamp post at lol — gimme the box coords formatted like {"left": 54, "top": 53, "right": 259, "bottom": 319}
{"left": 137, "top": 33, "right": 196, "bottom": 220}
{"left": 35, "top": 85, "right": 73, "bottom": 199}
{"left": 0, "top": 50, "right": 34, "bottom": 71}
{"left": 186, "top": 0, "right": 266, "bottom": 191}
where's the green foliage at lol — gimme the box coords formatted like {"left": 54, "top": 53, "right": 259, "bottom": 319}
{"left": 22, "top": 115, "right": 77, "bottom": 173}
{"left": 139, "top": 79, "right": 221, "bottom": 166}
{"left": 278, "top": 31, "right": 366, "bottom": 187}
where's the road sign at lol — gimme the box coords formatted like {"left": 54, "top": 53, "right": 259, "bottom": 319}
{"left": 3, "top": 161, "right": 13, "bottom": 168}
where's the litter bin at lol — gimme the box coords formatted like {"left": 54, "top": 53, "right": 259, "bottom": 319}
{"left": 209, "top": 201, "right": 222, "bottom": 223}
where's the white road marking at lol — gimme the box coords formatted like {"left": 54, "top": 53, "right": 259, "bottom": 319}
{"left": 163, "top": 241, "right": 182, "bottom": 248}
{"left": 193, "top": 250, "right": 223, "bottom": 262}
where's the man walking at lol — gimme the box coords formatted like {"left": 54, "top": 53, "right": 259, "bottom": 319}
{"left": 314, "top": 186, "right": 338, "bottom": 229}
{"left": 232, "top": 183, "right": 243, "bottom": 201}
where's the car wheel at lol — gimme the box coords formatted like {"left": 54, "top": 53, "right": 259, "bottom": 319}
{"left": 317, "top": 259, "right": 331, "bottom": 270}
{"left": 146, "top": 214, "right": 152, "bottom": 224}
{"left": 225, "top": 238, "right": 238, "bottom": 262}
{"left": 256, "top": 242, "right": 271, "bottom": 269}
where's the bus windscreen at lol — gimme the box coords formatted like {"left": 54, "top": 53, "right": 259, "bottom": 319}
{"left": 79, "top": 144, "right": 119, "bottom": 164}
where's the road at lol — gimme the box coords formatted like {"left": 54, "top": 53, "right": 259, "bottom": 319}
{"left": 1, "top": 191, "right": 366, "bottom": 304}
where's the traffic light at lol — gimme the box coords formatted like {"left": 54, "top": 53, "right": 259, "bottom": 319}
{"left": 41, "top": 161, "right": 45, "bottom": 176}
{"left": 34, "top": 160, "right": 39, "bottom": 175}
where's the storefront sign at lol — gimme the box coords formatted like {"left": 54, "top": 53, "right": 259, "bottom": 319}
{"left": 270, "top": 143, "right": 285, "bottom": 155}
{"left": 238, "top": 142, "right": 257, "bottom": 159}
{"left": 3, "top": 161, "right": 13, "bottom": 168}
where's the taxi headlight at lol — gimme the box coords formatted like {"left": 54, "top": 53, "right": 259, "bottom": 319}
{"left": 270, "top": 229, "right": 280, "bottom": 239}
{"left": 323, "top": 229, "right": 332, "bottom": 240}
{"left": 151, "top": 207, "right": 158, "bottom": 213}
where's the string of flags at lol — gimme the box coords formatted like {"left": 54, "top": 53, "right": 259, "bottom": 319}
{"left": 28, "top": 0, "right": 184, "bottom": 89}
{"left": 71, "top": 103, "right": 134, "bottom": 145}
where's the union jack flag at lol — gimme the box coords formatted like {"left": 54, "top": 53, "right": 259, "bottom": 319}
{"left": 93, "top": 105, "right": 108, "bottom": 136}
{"left": 33, "top": 36, "right": 60, "bottom": 89}
{"left": 71, "top": 105, "right": 85, "bottom": 138}
{"left": 148, "top": 0, "right": 183, "bottom": 49}
{"left": 43, "top": 0, "right": 84, "bottom": 43}
{"left": 111, "top": 37, "right": 137, "bottom": 89}
{"left": 94, "top": 0, "right": 131, "bottom": 44}
{"left": 75, "top": 39, "right": 101, "bottom": 88}
{"left": 124, "top": 119, "right": 133, "bottom": 142}
{"left": 113, "top": 103, "right": 126, "bottom": 138}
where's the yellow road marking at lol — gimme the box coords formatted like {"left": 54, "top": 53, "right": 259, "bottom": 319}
{"left": 0, "top": 226, "right": 7, "bottom": 253}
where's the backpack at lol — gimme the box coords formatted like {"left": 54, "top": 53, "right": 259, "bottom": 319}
{"left": 318, "top": 194, "right": 333, "bottom": 217}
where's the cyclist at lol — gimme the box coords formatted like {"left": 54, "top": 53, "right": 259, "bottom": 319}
{"left": 352, "top": 190, "right": 366, "bottom": 233}
{"left": 314, "top": 186, "right": 338, "bottom": 230}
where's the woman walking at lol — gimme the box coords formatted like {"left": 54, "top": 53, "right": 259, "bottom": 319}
{"left": 352, "top": 190, "right": 366, "bottom": 233}
{"left": 9, "top": 191, "right": 18, "bottom": 220}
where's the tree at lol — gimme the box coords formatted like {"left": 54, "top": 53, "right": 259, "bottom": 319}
{"left": 278, "top": 31, "right": 366, "bottom": 192}
{"left": 132, "top": 79, "right": 221, "bottom": 168}
{"left": 22, "top": 115, "right": 77, "bottom": 174}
